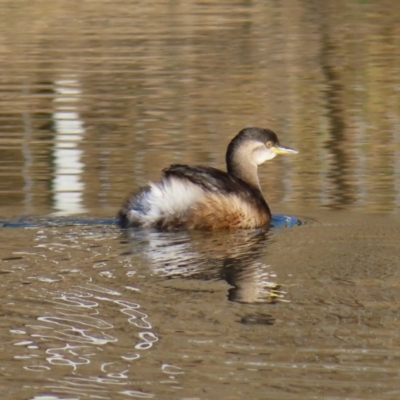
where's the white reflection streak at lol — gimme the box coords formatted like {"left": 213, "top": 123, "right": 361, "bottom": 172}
{"left": 46, "top": 346, "right": 91, "bottom": 370}
{"left": 119, "top": 390, "right": 155, "bottom": 398}
{"left": 52, "top": 293, "right": 99, "bottom": 308}
{"left": 135, "top": 332, "right": 158, "bottom": 350}
{"left": 38, "top": 314, "right": 113, "bottom": 329}
{"left": 43, "top": 384, "right": 109, "bottom": 398}
{"left": 117, "top": 301, "right": 152, "bottom": 329}
{"left": 61, "top": 375, "right": 128, "bottom": 385}
{"left": 23, "top": 282, "right": 158, "bottom": 394}
{"left": 33, "top": 316, "right": 117, "bottom": 345}
{"left": 23, "top": 365, "right": 51, "bottom": 372}
{"left": 101, "top": 362, "right": 129, "bottom": 379}
{"left": 121, "top": 353, "right": 140, "bottom": 361}
{"left": 161, "top": 364, "right": 184, "bottom": 375}
{"left": 76, "top": 284, "right": 122, "bottom": 296}
{"left": 52, "top": 77, "right": 86, "bottom": 215}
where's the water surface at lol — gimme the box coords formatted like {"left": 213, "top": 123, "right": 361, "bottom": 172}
{"left": 0, "top": 1, "right": 399, "bottom": 399}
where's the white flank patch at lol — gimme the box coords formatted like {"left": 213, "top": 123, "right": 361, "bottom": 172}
{"left": 128, "top": 177, "right": 204, "bottom": 226}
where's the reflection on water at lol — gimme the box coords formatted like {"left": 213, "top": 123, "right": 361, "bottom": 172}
{"left": 53, "top": 77, "right": 86, "bottom": 215}
{"left": 4, "top": 226, "right": 161, "bottom": 399}
{"left": 1, "top": 1, "right": 400, "bottom": 399}
{"left": 1, "top": 212, "right": 400, "bottom": 399}
{"left": 4, "top": 222, "right": 291, "bottom": 398}
{"left": 0, "top": 1, "right": 400, "bottom": 217}
{"left": 25, "top": 285, "right": 158, "bottom": 397}
{"left": 124, "top": 228, "right": 283, "bottom": 304}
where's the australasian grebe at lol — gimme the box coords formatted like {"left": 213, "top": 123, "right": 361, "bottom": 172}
{"left": 118, "top": 127, "right": 298, "bottom": 230}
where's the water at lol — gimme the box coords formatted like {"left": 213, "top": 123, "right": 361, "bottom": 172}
{"left": 1, "top": 1, "right": 400, "bottom": 399}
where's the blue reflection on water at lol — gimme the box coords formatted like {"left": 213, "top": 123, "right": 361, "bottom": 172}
{"left": 0, "top": 217, "right": 117, "bottom": 228}
{"left": 270, "top": 213, "right": 303, "bottom": 229}
{"left": 0, "top": 215, "right": 303, "bottom": 229}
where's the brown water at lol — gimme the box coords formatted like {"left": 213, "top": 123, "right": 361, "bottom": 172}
{"left": 0, "top": 1, "right": 400, "bottom": 399}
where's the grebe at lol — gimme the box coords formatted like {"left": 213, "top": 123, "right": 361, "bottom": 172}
{"left": 118, "top": 127, "right": 297, "bottom": 230}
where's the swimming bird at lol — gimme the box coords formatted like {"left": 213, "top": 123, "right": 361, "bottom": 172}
{"left": 118, "top": 127, "right": 297, "bottom": 230}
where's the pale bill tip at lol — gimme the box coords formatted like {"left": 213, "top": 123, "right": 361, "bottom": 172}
{"left": 274, "top": 145, "right": 298, "bottom": 155}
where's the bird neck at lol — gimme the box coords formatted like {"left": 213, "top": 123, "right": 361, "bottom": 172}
{"left": 227, "top": 157, "right": 261, "bottom": 191}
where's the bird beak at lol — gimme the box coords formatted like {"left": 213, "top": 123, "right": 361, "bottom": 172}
{"left": 271, "top": 144, "right": 298, "bottom": 155}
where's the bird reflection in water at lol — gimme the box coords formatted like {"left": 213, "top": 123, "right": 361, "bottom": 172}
{"left": 122, "top": 227, "right": 285, "bottom": 304}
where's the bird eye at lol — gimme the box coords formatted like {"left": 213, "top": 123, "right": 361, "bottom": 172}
{"left": 266, "top": 141, "right": 273, "bottom": 148}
